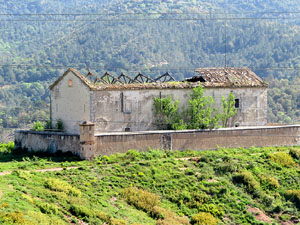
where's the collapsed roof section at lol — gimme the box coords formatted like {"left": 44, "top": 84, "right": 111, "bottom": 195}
{"left": 49, "top": 67, "right": 268, "bottom": 91}
{"left": 192, "top": 67, "right": 268, "bottom": 88}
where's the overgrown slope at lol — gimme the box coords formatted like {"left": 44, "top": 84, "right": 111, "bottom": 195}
{"left": 2, "top": 1, "right": 300, "bottom": 134}
{"left": 0, "top": 144, "right": 299, "bottom": 224}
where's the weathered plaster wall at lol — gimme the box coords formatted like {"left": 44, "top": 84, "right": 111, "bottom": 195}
{"left": 15, "top": 130, "right": 80, "bottom": 155}
{"left": 15, "top": 125, "right": 300, "bottom": 159}
{"left": 94, "top": 125, "right": 300, "bottom": 156}
{"left": 50, "top": 71, "right": 91, "bottom": 134}
{"left": 92, "top": 87, "right": 267, "bottom": 132}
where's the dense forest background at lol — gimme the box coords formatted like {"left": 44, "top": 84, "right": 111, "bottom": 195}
{"left": 1, "top": 0, "right": 300, "bottom": 140}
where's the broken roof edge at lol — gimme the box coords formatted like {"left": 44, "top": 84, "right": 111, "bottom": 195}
{"left": 89, "top": 81, "right": 268, "bottom": 91}
{"left": 194, "top": 67, "right": 268, "bottom": 88}
{"left": 49, "top": 67, "right": 268, "bottom": 91}
{"left": 49, "top": 68, "right": 93, "bottom": 90}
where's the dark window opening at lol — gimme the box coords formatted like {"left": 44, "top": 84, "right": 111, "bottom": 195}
{"left": 120, "top": 92, "right": 124, "bottom": 112}
{"left": 125, "top": 127, "right": 131, "bottom": 132}
{"left": 235, "top": 99, "right": 240, "bottom": 108}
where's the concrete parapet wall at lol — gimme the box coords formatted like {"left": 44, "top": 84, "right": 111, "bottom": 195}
{"left": 15, "top": 130, "right": 80, "bottom": 155}
{"left": 15, "top": 125, "right": 300, "bottom": 159}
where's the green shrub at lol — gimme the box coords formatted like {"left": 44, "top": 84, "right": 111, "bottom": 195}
{"left": 32, "top": 121, "right": 44, "bottom": 131}
{"left": 0, "top": 211, "right": 31, "bottom": 225}
{"left": 197, "top": 204, "right": 225, "bottom": 217}
{"left": 110, "top": 217, "right": 127, "bottom": 225}
{"left": 269, "top": 152, "right": 296, "bottom": 167}
{"left": 289, "top": 148, "right": 300, "bottom": 160}
{"left": 56, "top": 119, "right": 64, "bottom": 131}
{"left": 5, "top": 142, "right": 14, "bottom": 152}
{"left": 233, "top": 171, "right": 260, "bottom": 195}
{"left": 124, "top": 150, "right": 140, "bottom": 160}
{"left": 153, "top": 95, "right": 182, "bottom": 130}
{"left": 122, "top": 187, "right": 160, "bottom": 213}
{"left": 45, "top": 178, "right": 81, "bottom": 197}
{"left": 279, "top": 214, "right": 291, "bottom": 222}
{"left": 191, "top": 212, "right": 218, "bottom": 225}
{"left": 14, "top": 170, "right": 32, "bottom": 180}
{"left": 44, "top": 120, "right": 53, "bottom": 130}
{"left": 214, "top": 162, "right": 238, "bottom": 174}
{"left": 26, "top": 211, "right": 66, "bottom": 225}
{"left": 35, "top": 201, "right": 58, "bottom": 215}
{"left": 69, "top": 204, "right": 92, "bottom": 219}
{"left": 258, "top": 174, "right": 280, "bottom": 190}
{"left": 154, "top": 206, "right": 190, "bottom": 225}
{"left": 95, "top": 211, "right": 111, "bottom": 222}
{"left": 285, "top": 190, "right": 300, "bottom": 208}
{"left": 185, "top": 192, "right": 210, "bottom": 209}
{"left": 261, "top": 194, "right": 274, "bottom": 207}
{"left": 94, "top": 210, "right": 127, "bottom": 225}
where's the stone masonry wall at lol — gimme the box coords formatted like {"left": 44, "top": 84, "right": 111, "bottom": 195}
{"left": 15, "top": 130, "right": 80, "bottom": 155}
{"left": 92, "top": 87, "right": 267, "bottom": 133}
{"left": 94, "top": 125, "right": 300, "bottom": 157}
{"left": 15, "top": 125, "right": 300, "bottom": 159}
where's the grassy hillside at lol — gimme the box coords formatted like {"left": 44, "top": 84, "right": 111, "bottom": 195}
{"left": 0, "top": 143, "right": 300, "bottom": 224}
{"left": 2, "top": 0, "right": 300, "bottom": 134}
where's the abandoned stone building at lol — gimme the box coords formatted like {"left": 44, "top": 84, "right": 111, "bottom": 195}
{"left": 49, "top": 67, "right": 268, "bottom": 134}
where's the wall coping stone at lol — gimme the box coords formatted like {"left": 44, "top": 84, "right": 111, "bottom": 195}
{"left": 15, "top": 125, "right": 300, "bottom": 137}
{"left": 94, "top": 125, "right": 300, "bottom": 137}
{"left": 15, "top": 130, "right": 79, "bottom": 137}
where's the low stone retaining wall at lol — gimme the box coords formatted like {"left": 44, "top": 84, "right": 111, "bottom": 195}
{"left": 94, "top": 125, "right": 300, "bottom": 156}
{"left": 15, "top": 130, "right": 80, "bottom": 155}
{"left": 15, "top": 125, "right": 300, "bottom": 159}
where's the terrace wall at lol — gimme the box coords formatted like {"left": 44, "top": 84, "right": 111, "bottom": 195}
{"left": 15, "top": 130, "right": 80, "bottom": 155}
{"left": 15, "top": 125, "right": 300, "bottom": 159}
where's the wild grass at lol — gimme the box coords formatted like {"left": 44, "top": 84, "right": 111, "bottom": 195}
{"left": 289, "top": 147, "right": 300, "bottom": 160}
{"left": 122, "top": 187, "right": 160, "bottom": 213}
{"left": 269, "top": 152, "right": 296, "bottom": 167}
{"left": 285, "top": 190, "right": 300, "bottom": 208}
{"left": 191, "top": 212, "right": 218, "bottom": 225}
{"left": 44, "top": 178, "right": 81, "bottom": 197}
{"left": 0, "top": 143, "right": 299, "bottom": 224}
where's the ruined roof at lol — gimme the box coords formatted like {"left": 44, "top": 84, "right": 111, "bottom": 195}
{"left": 89, "top": 81, "right": 199, "bottom": 90}
{"left": 50, "top": 67, "right": 267, "bottom": 91}
{"left": 193, "top": 67, "right": 268, "bottom": 88}
{"left": 49, "top": 68, "right": 93, "bottom": 90}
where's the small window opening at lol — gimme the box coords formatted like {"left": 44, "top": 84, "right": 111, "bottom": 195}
{"left": 120, "top": 92, "right": 124, "bottom": 112}
{"left": 235, "top": 99, "right": 240, "bottom": 109}
{"left": 125, "top": 127, "right": 131, "bottom": 132}
{"left": 68, "top": 79, "right": 73, "bottom": 87}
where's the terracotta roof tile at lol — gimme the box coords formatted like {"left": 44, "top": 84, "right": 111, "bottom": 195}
{"left": 50, "top": 67, "right": 267, "bottom": 91}
{"left": 193, "top": 67, "right": 267, "bottom": 87}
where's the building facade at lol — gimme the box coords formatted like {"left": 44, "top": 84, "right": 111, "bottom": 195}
{"left": 49, "top": 68, "right": 268, "bottom": 134}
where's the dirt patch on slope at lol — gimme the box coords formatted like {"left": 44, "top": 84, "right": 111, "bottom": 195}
{"left": 246, "top": 206, "right": 273, "bottom": 223}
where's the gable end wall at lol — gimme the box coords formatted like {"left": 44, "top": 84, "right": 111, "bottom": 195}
{"left": 51, "top": 71, "right": 91, "bottom": 134}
